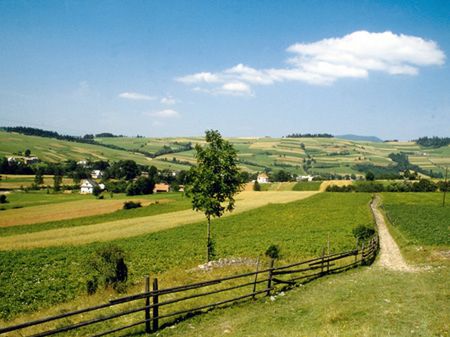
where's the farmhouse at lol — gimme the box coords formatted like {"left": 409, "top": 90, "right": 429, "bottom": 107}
{"left": 297, "top": 175, "right": 314, "bottom": 182}
{"left": 153, "top": 183, "right": 170, "bottom": 193}
{"left": 24, "top": 156, "right": 39, "bottom": 165}
{"left": 91, "top": 170, "right": 103, "bottom": 179}
{"left": 80, "top": 179, "right": 103, "bottom": 194}
{"left": 257, "top": 172, "right": 269, "bottom": 184}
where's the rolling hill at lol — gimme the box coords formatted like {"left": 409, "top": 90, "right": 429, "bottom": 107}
{"left": 1, "top": 130, "right": 449, "bottom": 176}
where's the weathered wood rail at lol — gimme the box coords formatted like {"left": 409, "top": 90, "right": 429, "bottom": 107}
{"left": 0, "top": 235, "right": 378, "bottom": 337}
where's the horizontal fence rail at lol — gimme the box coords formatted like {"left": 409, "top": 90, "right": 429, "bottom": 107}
{"left": 0, "top": 235, "right": 379, "bottom": 337}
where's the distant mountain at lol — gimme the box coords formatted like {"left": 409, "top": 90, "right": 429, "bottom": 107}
{"left": 336, "top": 134, "right": 383, "bottom": 142}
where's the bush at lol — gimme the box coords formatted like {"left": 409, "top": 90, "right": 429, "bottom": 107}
{"left": 265, "top": 244, "right": 281, "bottom": 259}
{"left": 0, "top": 195, "right": 8, "bottom": 204}
{"left": 253, "top": 181, "right": 261, "bottom": 191}
{"left": 352, "top": 225, "right": 375, "bottom": 241}
{"left": 123, "top": 201, "right": 142, "bottom": 209}
{"left": 87, "top": 244, "right": 128, "bottom": 293}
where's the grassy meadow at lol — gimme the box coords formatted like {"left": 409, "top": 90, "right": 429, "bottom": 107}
{"left": 0, "top": 192, "right": 372, "bottom": 322}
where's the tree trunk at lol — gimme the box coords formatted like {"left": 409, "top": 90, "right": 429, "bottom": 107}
{"left": 206, "top": 215, "right": 211, "bottom": 262}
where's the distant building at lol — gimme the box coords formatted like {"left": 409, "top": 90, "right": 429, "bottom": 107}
{"left": 77, "top": 160, "right": 88, "bottom": 167}
{"left": 153, "top": 183, "right": 170, "bottom": 193}
{"left": 7, "top": 157, "right": 17, "bottom": 163}
{"left": 91, "top": 170, "right": 103, "bottom": 179}
{"left": 297, "top": 175, "right": 314, "bottom": 182}
{"left": 24, "top": 156, "right": 39, "bottom": 165}
{"left": 178, "top": 185, "right": 185, "bottom": 192}
{"left": 80, "top": 179, "right": 104, "bottom": 194}
{"left": 257, "top": 172, "right": 269, "bottom": 184}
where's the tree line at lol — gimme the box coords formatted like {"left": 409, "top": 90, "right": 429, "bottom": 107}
{"left": 415, "top": 136, "right": 450, "bottom": 148}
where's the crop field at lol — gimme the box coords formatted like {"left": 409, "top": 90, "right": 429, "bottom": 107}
{"left": 292, "top": 181, "right": 322, "bottom": 191}
{"left": 381, "top": 193, "right": 450, "bottom": 264}
{"left": 2, "top": 131, "right": 449, "bottom": 176}
{"left": 0, "top": 174, "right": 74, "bottom": 189}
{"left": 0, "top": 191, "right": 318, "bottom": 250}
{"left": 0, "top": 192, "right": 372, "bottom": 321}
{"left": 0, "top": 198, "right": 159, "bottom": 227}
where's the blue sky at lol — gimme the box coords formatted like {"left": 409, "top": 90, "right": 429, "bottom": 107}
{"left": 0, "top": 0, "right": 449, "bottom": 139}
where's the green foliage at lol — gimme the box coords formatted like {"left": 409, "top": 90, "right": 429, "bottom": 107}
{"left": 186, "top": 130, "right": 243, "bottom": 261}
{"left": 365, "top": 171, "right": 375, "bottom": 181}
{"left": 253, "top": 180, "right": 261, "bottom": 191}
{"left": 53, "top": 174, "right": 62, "bottom": 192}
{"left": 382, "top": 193, "right": 450, "bottom": 246}
{"left": 187, "top": 130, "right": 243, "bottom": 219}
{"left": 126, "top": 176, "right": 155, "bottom": 195}
{"left": 87, "top": 244, "right": 128, "bottom": 293}
{"left": 92, "top": 185, "right": 102, "bottom": 197}
{"left": 265, "top": 244, "right": 281, "bottom": 259}
{"left": 123, "top": 201, "right": 142, "bottom": 209}
{"left": 352, "top": 225, "right": 375, "bottom": 241}
{"left": 0, "top": 194, "right": 8, "bottom": 204}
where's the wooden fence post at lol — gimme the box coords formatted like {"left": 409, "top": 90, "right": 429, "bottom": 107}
{"left": 152, "top": 278, "right": 159, "bottom": 332}
{"left": 252, "top": 256, "right": 260, "bottom": 300}
{"left": 361, "top": 243, "right": 365, "bottom": 265}
{"left": 266, "top": 258, "right": 275, "bottom": 296}
{"left": 354, "top": 238, "right": 359, "bottom": 263}
{"left": 321, "top": 247, "right": 325, "bottom": 274}
{"left": 144, "top": 276, "right": 151, "bottom": 334}
{"left": 327, "top": 239, "right": 330, "bottom": 273}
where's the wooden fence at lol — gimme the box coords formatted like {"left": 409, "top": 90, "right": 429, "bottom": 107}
{"left": 0, "top": 235, "right": 378, "bottom": 337}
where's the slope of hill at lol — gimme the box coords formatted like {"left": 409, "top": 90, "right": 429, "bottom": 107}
{"left": 1, "top": 131, "right": 449, "bottom": 176}
{"left": 0, "top": 131, "right": 151, "bottom": 165}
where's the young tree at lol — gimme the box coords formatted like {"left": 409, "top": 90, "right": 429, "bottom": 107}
{"left": 25, "top": 149, "right": 31, "bottom": 157}
{"left": 365, "top": 171, "right": 375, "bottom": 181}
{"left": 186, "top": 130, "right": 243, "bottom": 262}
{"left": 53, "top": 172, "right": 62, "bottom": 192}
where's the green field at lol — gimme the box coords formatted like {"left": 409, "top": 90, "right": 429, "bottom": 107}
{"left": 136, "top": 193, "right": 450, "bottom": 337}
{"left": 2, "top": 131, "right": 450, "bottom": 176}
{"left": 381, "top": 192, "right": 450, "bottom": 264}
{"left": 0, "top": 193, "right": 372, "bottom": 320}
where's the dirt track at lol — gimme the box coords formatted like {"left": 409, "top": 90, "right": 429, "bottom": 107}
{"left": 371, "top": 196, "right": 415, "bottom": 272}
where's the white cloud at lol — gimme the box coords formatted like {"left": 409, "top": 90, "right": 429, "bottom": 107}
{"left": 118, "top": 92, "right": 156, "bottom": 101}
{"left": 176, "top": 72, "right": 221, "bottom": 84}
{"left": 146, "top": 109, "right": 180, "bottom": 118}
{"left": 221, "top": 81, "right": 252, "bottom": 95}
{"left": 177, "top": 31, "right": 445, "bottom": 94}
{"left": 160, "top": 96, "right": 177, "bottom": 105}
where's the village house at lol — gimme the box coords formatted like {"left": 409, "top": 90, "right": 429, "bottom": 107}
{"left": 257, "top": 172, "right": 269, "bottom": 184}
{"left": 91, "top": 170, "right": 103, "bottom": 179}
{"left": 153, "top": 183, "right": 170, "bottom": 193}
{"left": 80, "top": 179, "right": 105, "bottom": 194}
{"left": 297, "top": 175, "right": 315, "bottom": 182}
{"left": 24, "top": 156, "right": 39, "bottom": 165}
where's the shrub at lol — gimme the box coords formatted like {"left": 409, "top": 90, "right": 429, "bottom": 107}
{"left": 352, "top": 225, "right": 375, "bottom": 241}
{"left": 0, "top": 195, "right": 8, "bottom": 204}
{"left": 253, "top": 181, "right": 261, "bottom": 191}
{"left": 265, "top": 244, "right": 281, "bottom": 259}
{"left": 86, "top": 277, "right": 98, "bottom": 295}
{"left": 123, "top": 201, "right": 142, "bottom": 209}
{"left": 87, "top": 244, "right": 128, "bottom": 293}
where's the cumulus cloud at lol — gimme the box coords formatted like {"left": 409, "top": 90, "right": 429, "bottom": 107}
{"left": 118, "top": 92, "right": 156, "bottom": 100}
{"left": 177, "top": 31, "right": 445, "bottom": 94}
{"left": 146, "top": 109, "right": 180, "bottom": 118}
{"left": 176, "top": 72, "right": 221, "bottom": 84}
{"left": 160, "top": 96, "right": 177, "bottom": 105}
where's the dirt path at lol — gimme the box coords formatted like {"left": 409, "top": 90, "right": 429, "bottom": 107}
{"left": 371, "top": 196, "right": 415, "bottom": 272}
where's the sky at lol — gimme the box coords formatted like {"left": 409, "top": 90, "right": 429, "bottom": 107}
{"left": 0, "top": 0, "right": 449, "bottom": 140}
